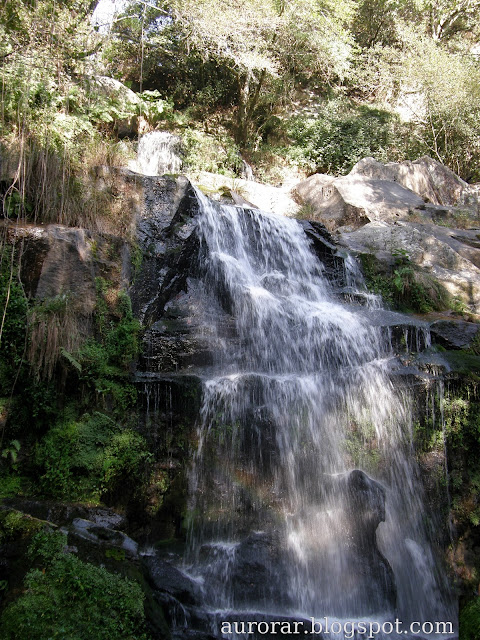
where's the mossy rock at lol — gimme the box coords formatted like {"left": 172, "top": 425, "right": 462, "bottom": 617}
{"left": 0, "top": 508, "right": 48, "bottom": 545}
{"left": 443, "top": 351, "right": 480, "bottom": 378}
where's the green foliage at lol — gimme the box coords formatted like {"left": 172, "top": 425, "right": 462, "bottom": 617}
{"left": 360, "top": 251, "right": 451, "bottom": 313}
{"left": 416, "top": 380, "right": 480, "bottom": 537}
{"left": 442, "top": 389, "right": 480, "bottom": 529}
{"left": 106, "top": 0, "right": 356, "bottom": 148}
{"left": 460, "top": 597, "right": 480, "bottom": 640}
{"left": 27, "top": 529, "right": 67, "bottom": 564}
{"left": 0, "top": 473, "right": 28, "bottom": 499}
{"left": 0, "top": 247, "right": 28, "bottom": 397}
{"left": 287, "top": 100, "right": 403, "bottom": 175}
{"left": 59, "top": 282, "right": 142, "bottom": 412}
{"left": 0, "top": 265, "right": 146, "bottom": 504}
{"left": 34, "top": 409, "right": 151, "bottom": 501}
{"left": 0, "top": 0, "right": 136, "bottom": 231}
{"left": 105, "top": 548, "right": 126, "bottom": 562}
{"left": 0, "top": 530, "right": 150, "bottom": 640}
{"left": 0, "top": 510, "right": 44, "bottom": 546}
{"left": 182, "top": 127, "right": 242, "bottom": 177}
{"left": 1, "top": 439, "right": 21, "bottom": 467}
{"left": 351, "top": 25, "right": 480, "bottom": 181}
{"left": 139, "top": 91, "right": 175, "bottom": 126}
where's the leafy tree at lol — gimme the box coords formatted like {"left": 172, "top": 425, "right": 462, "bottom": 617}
{"left": 422, "top": 0, "right": 480, "bottom": 41}
{"left": 106, "top": 0, "right": 357, "bottom": 147}
{"left": 350, "top": 21, "right": 480, "bottom": 181}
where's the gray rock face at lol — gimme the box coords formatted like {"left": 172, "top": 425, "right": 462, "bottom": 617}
{"left": 70, "top": 518, "right": 139, "bottom": 556}
{"left": 193, "top": 171, "right": 300, "bottom": 217}
{"left": 5, "top": 224, "right": 96, "bottom": 310}
{"left": 350, "top": 156, "right": 476, "bottom": 207}
{"left": 339, "top": 221, "right": 480, "bottom": 312}
{"left": 294, "top": 172, "right": 425, "bottom": 230}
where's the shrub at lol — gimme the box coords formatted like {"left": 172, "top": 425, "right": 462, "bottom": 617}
{"left": 360, "top": 252, "right": 451, "bottom": 313}
{"left": 460, "top": 597, "right": 480, "bottom": 640}
{"left": 286, "top": 99, "right": 405, "bottom": 175}
{"left": 182, "top": 127, "right": 242, "bottom": 177}
{"left": 0, "top": 531, "right": 150, "bottom": 640}
{"left": 35, "top": 411, "right": 151, "bottom": 501}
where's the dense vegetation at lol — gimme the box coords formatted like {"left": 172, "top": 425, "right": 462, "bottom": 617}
{"left": 1, "top": 0, "right": 480, "bottom": 638}
{"left": 2, "top": 0, "right": 480, "bottom": 200}
{"left": 0, "top": 528, "right": 150, "bottom": 639}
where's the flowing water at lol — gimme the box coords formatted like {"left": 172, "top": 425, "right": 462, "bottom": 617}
{"left": 178, "top": 190, "right": 456, "bottom": 638}
{"left": 131, "top": 131, "right": 182, "bottom": 176}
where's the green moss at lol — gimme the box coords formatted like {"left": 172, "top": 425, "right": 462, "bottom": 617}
{"left": 442, "top": 352, "right": 480, "bottom": 378}
{"left": 130, "top": 242, "right": 143, "bottom": 282}
{"left": 343, "top": 417, "right": 381, "bottom": 474}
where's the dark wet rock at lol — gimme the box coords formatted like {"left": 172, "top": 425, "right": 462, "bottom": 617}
{"left": 299, "top": 219, "right": 347, "bottom": 287}
{"left": 144, "top": 554, "right": 202, "bottom": 606}
{"left": 319, "top": 470, "right": 396, "bottom": 616}
{"left": 344, "top": 469, "right": 386, "bottom": 538}
{"left": 356, "top": 308, "right": 430, "bottom": 354}
{"left": 153, "top": 591, "right": 190, "bottom": 629}
{"left": 229, "top": 532, "right": 293, "bottom": 610}
{"left": 430, "top": 319, "right": 480, "bottom": 350}
{"left": 69, "top": 518, "right": 139, "bottom": 556}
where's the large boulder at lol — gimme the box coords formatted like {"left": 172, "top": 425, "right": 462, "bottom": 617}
{"left": 430, "top": 319, "right": 480, "bottom": 350}
{"left": 144, "top": 554, "right": 202, "bottom": 605}
{"left": 311, "top": 469, "right": 396, "bottom": 617}
{"left": 294, "top": 173, "right": 425, "bottom": 230}
{"left": 229, "top": 532, "right": 293, "bottom": 609}
{"left": 293, "top": 157, "right": 480, "bottom": 232}
{"left": 351, "top": 156, "right": 477, "bottom": 208}
{"left": 339, "top": 221, "right": 480, "bottom": 312}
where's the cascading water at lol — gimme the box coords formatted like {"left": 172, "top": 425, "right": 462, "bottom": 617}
{"left": 177, "top": 190, "right": 457, "bottom": 638}
{"left": 131, "top": 131, "right": 183, "bottom": 176}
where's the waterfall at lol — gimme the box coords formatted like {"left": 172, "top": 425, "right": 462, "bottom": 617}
{"left": 177, "top": 190, "right": 456, "bottom": 638}
{"left": 131, "top": 131, "right": 183, "bottom": 176}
